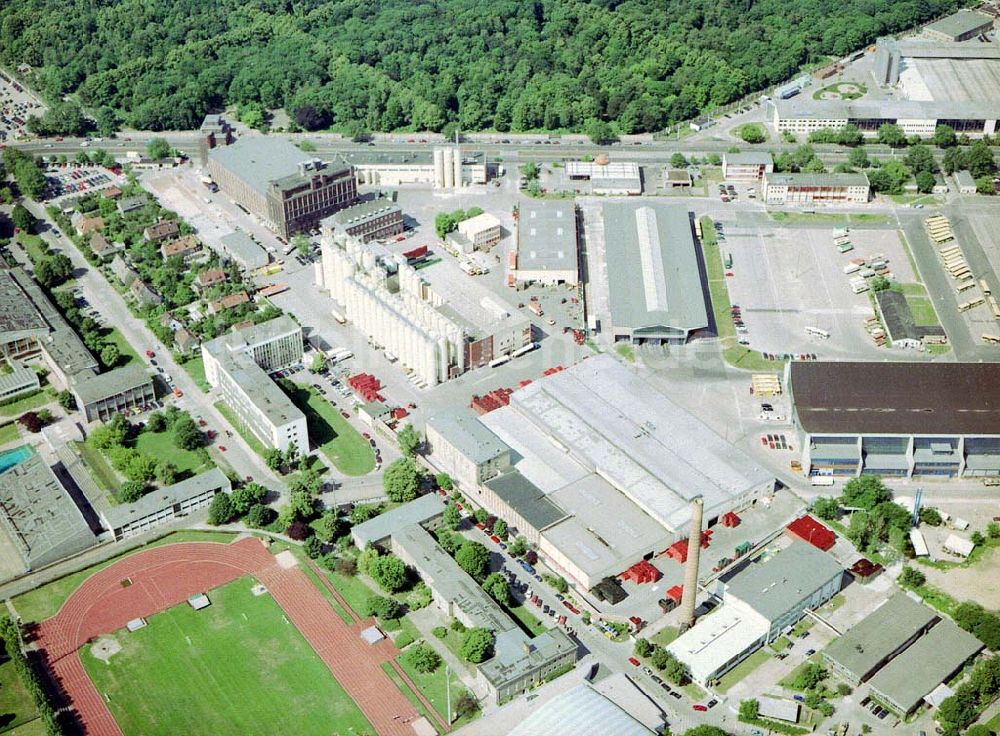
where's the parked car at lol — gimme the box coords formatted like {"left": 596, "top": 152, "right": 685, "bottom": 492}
{"left": 628, "top": 657, "right": 640, "bottom": 667}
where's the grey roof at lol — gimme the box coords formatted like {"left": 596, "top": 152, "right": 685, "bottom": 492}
{"left": 775, "top": 95, "right": 1000, "bottom": 121}
{"left": 101, "top": 468, "right": 231, "bottom": 530}
{"left": 110, "top": 256, "right": 138, "bottom": 287}
{"left": 0, "top": 270, "right": 51, "bottom": 340}
{"left": 218, "top": 351, "right": 306, "bottom": 429}
{"left": 427, "top": 410, "right": 511, "bottom": 465}
{"left": 766, "top": 172, "right": 870, "bottom": 189}
{"left": 116, "top": 195, "right": 146, "bottom": 214}
{"left": 0, "top": 452, "right": 96, "bottom": 569}
{"left": 479, "top": 626, "right": 576, "bottom": 690}
{"left": 330, "top": 198, "right": 401, "bottom": 227}
{"left": 484, "top": 471, "right": 568, "bottom": 530}
{"left": 955, "top": 170, "right": 977, "bottom": 188}
{"left": 219, "top": 230, "right": 269, "bottom": 270}
{"left": 875, "top": 290, "right": 946, "bottom": 343}
{"left": 602, "top": 203, "right": 708, "bottom": 335}
{"left": 0, "top": 365, "right": 40, "bottom": 396}
{"left": 823, "top": 593, "right": 938, "bottom": 680}
{"left": 925, "top": 10, "right": 994, "bottom": 38}
{"left": 208, "top": 137, "right": 317, "bottom": 197}
{"left": 725, "top": 152, "right": 774, "bottom": 165}
{"left": 725, "top": 540, "right": 843, "bottom": 622}
{"left": 791, "top": 362, "right": 1000, "bottom": 436}
{"left": 517, "top": 200, "right": 578, "bottom": 274}
{"left": 868, "top": 619, "right": 983, "bottom": 713}
{"left": 69, "top": 364, "right": 153, "bottom": 406}
{"left": 508, "top": 683, "right": 655, "bottom": 736}
{"left": 202, "top": 315, "right": 300, "bottom": 358}
{"left": 350, "top": 494, "right": 445, "bottom": 547}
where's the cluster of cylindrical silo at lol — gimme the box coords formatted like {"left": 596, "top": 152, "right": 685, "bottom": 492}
{"left": 433, "top": 147, "right": 464, "bottom": 189}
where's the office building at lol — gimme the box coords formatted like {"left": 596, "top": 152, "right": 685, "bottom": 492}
{"left": 69, "top": 364, "right": 156, "bottom": 422}
{"left": 602, "top": 203, "right": 709, "bottom": 344}
{"left": 202, "top": 316, "right": 307, "bottom": 451}
{"left": 455, "top": 212, "right": 502, "bottom": 251}
{"left": 790, "top": 362, "right": 1000, "bottom": 478}
{"left": 428, "top": 355, "right": 775, "bottom": 589}
{"left": 668, "top": 541, "right": 843, "bottom": 684}
{"left": 101, "top": 468, "right": 232, "bottom": 541}
{"left": 317, "top": 232, "right": 530, "bottom": 387}
{"left": 328, "top": 199, "right": 404, "bottom": 243}
{"left": 425, "top": 410, "right": 512, "bottom": 489}
{"left": 198, "top": 113, "right": 235, "bottom": 165}
{"left": 208, "top": 137, "right": 357, "bottom": 238}
{"left": 763, "top": 172, "right": 870, "bottom": 204}
{"left": 923, "top": 10, "right": 994, "bottom": 42}
{"left": 513, "top": 200, "right": 579, "bottom": 286}
{"left": 0, "top": 364, "right": 40, "bottom": 404}
{"left": 722, "top": 152, "right": 774, "bottom": 182}
{"left": 0, "top": 452, "right": 96, "bottom": 573}
{"left": 350, "top": 493, "right": 445, "bottom": 548}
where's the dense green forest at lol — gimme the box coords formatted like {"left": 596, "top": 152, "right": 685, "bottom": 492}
{"left": 0, "top": 0, "right": 962, "bottom": 133}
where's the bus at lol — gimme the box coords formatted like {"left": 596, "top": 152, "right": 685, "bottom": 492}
{"left": 489, "top": 354, "right": 512, "bottom": 368}
{"left": 958, "top": 298, "right": 984, "bottom": 312}
{"left": 805, "top": 326, "right": 830, "bottom": 339}
{"left": 981, "top": 279, "right": 991, "bottom": 296}
{"left": 810, "top": 476, "right": 835, "bottom": 486}
{"left": 956, "top": 280, "right": 976, "bottom": 293}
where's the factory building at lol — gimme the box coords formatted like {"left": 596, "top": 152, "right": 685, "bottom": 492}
{"left": 328, "top": 199, "right": 404, "bottom": 243}
{"left": 923, "top": 10, "right": 994, "bottom": 42}
{"left": 762, "top": 172, "right": 870, "bottom": 205}
{"left": 512, "top": 200, "right": 579, "bottom": 286}
{"left": 202, "top": 316, "right": 307, "bottom": 452}
{"left": 722, "top": 153, "right": 774, "bottom": 182}
{"left": 790, "top": 362, "right": 1000, "bottom": 478}
{"left": 316, "top": 230, "right": 530, "bottom": 387}
{"left": 425, "top": 355, "right": 775, "bottom": 589}
{"left": 341, "top": 147, "right": 487, "bottom": 188}
{"left": 602, "top": 203, "right": 709, "bottom": 344}
{"left": 668, "top": 541, "right": 843, "bottom": 685}
{"left": 207, "top": 137, "right": 357, "bottom": 238}
{"left": 566, "top": 160, "right": 642, "bottom": 195}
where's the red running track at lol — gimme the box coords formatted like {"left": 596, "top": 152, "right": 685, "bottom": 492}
{"left": 34, "top": 538, "right": 421, "bottom": 736}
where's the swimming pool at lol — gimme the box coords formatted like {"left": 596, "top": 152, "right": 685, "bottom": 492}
{"left": 0, "top": 445, "right": 34, "bottom": 474}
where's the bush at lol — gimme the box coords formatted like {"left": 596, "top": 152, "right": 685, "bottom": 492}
{"left": 459, "top": 627, "right": 493, "bottom": 663}
{"left": 118, "top": 480, "right": 146, "bottom": 503}
{"left": 365, "top": 595, "right": 403, "bottom": 620}
{"left": 738, "top": 123, "right": 766, "bottom": 144}
{"left": 334, "top": 557, "right": 358, "bottom": 577}
{"left": 403, "top": 643, "right": 442, "bottom": 674}
{"left": 432, "top": 626, "right": 448, "bottom": 639}
{"left": 303, "top": 536, "right": 324, "bottom": 559}
{"left": 286, "top": 520, "right": 311, "bottom": 540}
{"left": 246, "top": 503, "right": 276, "bottom": 528}
{"left": 207, "top": 493, "right": 235, "bottom": 525}
{"left": 369, "top": 554, "right": 408, "bottom": 592}
{"left": 899, "top": 566, "right": 926, "bottom": 589}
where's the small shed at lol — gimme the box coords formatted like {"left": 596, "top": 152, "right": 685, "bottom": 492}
{"left": 758, "top": 696, "right": 800, "bottom": 723}
{"left": 126, "top": 618, "right": 147, "bottom": 632}
{"left": 360, "top": 626, "right": 385, "bottom": 645}
{"left": 188, "top": 593, "right": 211, "bottom": 610}
{"left": 954, "top": 170, "right": 977, "bottom": 195}
{"left": 944, "top": 534, "right": 974, "bottom": 558}
{"left": 785, "top": 515, "right": 835, "bottom": 551}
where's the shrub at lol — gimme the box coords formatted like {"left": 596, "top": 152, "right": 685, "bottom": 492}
{"left": 433, "top": 626, "right": 448, "bottom": 639}
{"left": 403, "top": 643, "right": 442, "bottom": 674}
{"left": 286, "top": 520, "right": 311, "bottom": 540}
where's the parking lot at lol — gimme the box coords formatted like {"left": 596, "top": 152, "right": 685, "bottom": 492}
{"left": 44, "top": 166, "right": 116, "bottom": 200}
{"left": 723, "top": 223, "right": 917, "bottom": 357}
{"left": 0, "top": 70, "right": 45, "bottom": 141}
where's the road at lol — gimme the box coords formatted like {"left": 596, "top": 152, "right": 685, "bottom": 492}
{"left": 22, "top": 199, "right": 286, "bottom": 495}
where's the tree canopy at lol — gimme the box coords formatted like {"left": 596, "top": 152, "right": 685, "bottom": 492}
{"left": 383, "top": 457, "right": 420, "bottom": 503}
{"left": 0, "top": 0, "right": 961, "bottom": 133}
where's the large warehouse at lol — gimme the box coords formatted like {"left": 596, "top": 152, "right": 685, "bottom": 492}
{"left": 790, "top": 362, "right": 1000, "bottom": 478}
{"left": 513, "top": 200, "right": 579, "bottom": 286}
{"left": 775, "top": 37, "right": 1000, "bottom": 137}
{"left": 601, "top": 203, "right": 709, "bottom": 345}
{"left": 668, "top": 541, "right": 843, "bottom": 685}
{"left": 427, "top": 354, "right": 775, "bottom": 588}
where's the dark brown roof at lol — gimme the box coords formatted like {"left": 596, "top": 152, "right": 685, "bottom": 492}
{"left": 791, "top": 361, "right": 1000, "bottom": 435}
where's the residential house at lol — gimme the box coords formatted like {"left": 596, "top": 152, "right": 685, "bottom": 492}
{"left": 194, "top": 268, "right": 226, "bottom": 292}
{"left": 130, "top": 279, "right": 162, "bottom": 306}
{"left": 208, "top": 291, "right": 250, "bottom": 315}
{"left": 89, "top": 233, "right": 124, "bottom": 259}
{"left": 100, "top": 186, "right": 123, "bottom": 200}
{"left": 174, "top": 327, "right": 199, "bottom": 355}
{"left": 144, "top": 220, "right": 180, "bottom": 243}
{"left": 117, "top": 196, "right": 146, "bottom": 216}
{"left": 73, "top": 214, "right": 105, "bottom": 237}
{"left": 110, "top": 255, "right": 138, "bottom": 287}
{"left": 160, "top": 235, "right": 202, "bottom": 262}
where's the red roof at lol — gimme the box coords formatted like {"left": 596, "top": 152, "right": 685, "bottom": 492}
{"left": 402, "top": 244, "right": 428, "bottom": 260}
{"left": 786, "top": 514, "right": 836, "bottom": 551}
{"left": 666, "top": 585, "right": 684, "bottom": 602}
{"left": 620, "top": 560, "right": 662, "bottom": 584}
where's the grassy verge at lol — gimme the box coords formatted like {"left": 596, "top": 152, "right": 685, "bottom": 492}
{"left": 896, "top": 230, "right": 919, "bottom": 277}
{"left": 770, "top": 211, "right": 890, "bottom": 225}
{"left": 397, "top": 655, "right": 465, "bottom": 723}
{"left": 0, "top": 422, "right": 21, "bottom": 445}
{"left": 11, "top": 530, "right": 238, "bottom": 623}
{"left": 652, "top": 626, "right": 679, "bottom": 647}
{"left": 916, "top": 536, "right": 1000, "bottom": 570}
{"left": 507, "top": 603, "right": 547, "bottom": 636}
{"left": 284, "top": 385, "right": 375, "bottom": 476}
{"left": 739, "top": 714, "right": 809, "bottom": 735}
{"left": 779, "top": 654, "right": 824, "bottom": 689}
{"left": 0, "top": 657, "right": 40, "bottom": 734}
{"left": 615, "top": 344, "right": 636, "bottom": 362}
{"left": 379, "top": 663, "right": 442, "bottom": 733}
{"left": 0, "top": 391, "right": 51, "bottom": 417}
{"left": 74, "top": 439, "right": 119, "bottom": 492}
{"left": 103, "top": 327, "right": 142, "bottom": 368}
{"left": 323, "top": 570, "right": 376, "bottom": 618}
{"left": 213, "top": 401, "right": 268, "bottom": 457}
{"left": 179, "top": 355, "right": 210, "bottom": 392}
{"left": 716, "top": 648, "right": 772, "bottom": 694}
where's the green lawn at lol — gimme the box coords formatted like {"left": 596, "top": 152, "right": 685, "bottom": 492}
{"left": 0, "top": 658, "right": 39, "bottom": 734}
{"left": 75, "top": 439, "right": 119, "bottom": 492}
{"left": 380, "top": 663, "right": 441, "bottom": 734}
{"left": 507, "top": 604, "right": 547, "bottom": 636}
{"left": 770, "top": 211, "right": 890, "bottom": 225}
{"left": 134, "top": 430, "right": 210, "bottom": 476}
{"left": 179, "top": 355, "right": 210, "bottom": 392}
{"left": 0, "top": 422, "right": 21, "bottom": 446}
{"left": 213, "top": 401, "right": 268, "bottom": 457}
{"left": 18, "top": 234, "right": 48, "bottom": 263}
{"left": 986, "top": 709, "right": 1000, "bottom": 732}
{"left": 651, "top": 626, "right": 679, "bottom": 647}
{"left": 82, "top": 577, "right": 374, "bottom": 736}
{"left": 396, "top": 654, "right": 465, "bottom": 722}
{"left": 906, "top": 296, "right": 938, "bottom": 326}
{"left": 0, "top": 391, "right": 51, "bottom": 417}
{"left": 324, "top": 570, "right": 377, "bottom": 618}
{"left": 102, "top": 327, "right": 141, "bottom": 368}
{"left": 4, "top": 721, "right": 46, "bottom": 736}
{"left": 779, "top": 654, "right": 824, "bottom": 690}
{"left": 286, "top": 385, "right": 375, "bottom": 476}
{"left": 615, "top": 344, "right": 636, "bottom": 362}
{"left": 12, "top": 531, "right": 238, "bottom": 624}
{"left": 716, "top": 648, "right": 771, "bottom": 694}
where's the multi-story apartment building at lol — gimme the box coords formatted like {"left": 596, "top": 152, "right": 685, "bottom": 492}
{"left": 202, "top": 316, "right": 308, "bottom": 451}
{"left": 207, "top": 137, "right": 357, "bottom": 239}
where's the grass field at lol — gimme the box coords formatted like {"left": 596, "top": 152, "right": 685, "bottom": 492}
{"left": 179, "top": 355, "right": 210, "bottom": 392}
{"left": 74, "top": 439, "right": 119, "bottom": 492}
{"left": 324, "top": 569, "right": 377, "bottom": 617}
{"left": 101, "top": 328, "right": 141, "bottom": 368}
{"left": 82, "top": 577, "right": 374, "bottom": 736}
{"left": 651, "top": 626, "right": 679, "bottom": 647}
{"left": 716, "top": 648, "right": 771, "bottom": 693}
{"left": 0, "top": 658, "right": 39, "bottom": 734}
{"left": 0, "top": 423, "right": 21, "bottom": 446}
{"left": 507, "top": 604, "right": 547, "bottom": 636}
{"left": 0, "top": 392, "right": 51, "bottom": 417}
{"left": 397, "top": 654, "right": 464, "bottom": 722}
{"left": 285, "top": 385, "right": 374, "bottom": 476}
{"left": 134, "top": 431, "right": 210, "bottom": 476}
{"left": 12, "top": 531, "right": 238, "bottom": 623}
{"left": 213, "top": 401, "right": 267, "bottom": 457}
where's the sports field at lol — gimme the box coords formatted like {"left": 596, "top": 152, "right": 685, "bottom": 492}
{"left": 81, "top": 576, "right": 375, "bottom": 736}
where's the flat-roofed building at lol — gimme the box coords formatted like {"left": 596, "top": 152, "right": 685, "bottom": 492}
{"left": 350, "top": 493, "right": 445, "bottom": 549}
{"left": 823, "top": 593, "right": 939, "bottom": 684}
{"left": 790, "top": 361, "right": 1000, "bottom": 478}
{"left": 507, "top": 682, "right": 657, "bottom": 736}
{"left": 955, "top": 169, "right": 977, "bottom": 194}
{"left": 391, "top": 523, "right": 576, "bottom": 704}
{"left": 924, "top": 10, "right": 994, "bottom": 42}
{"left": 602, "top": 203, "right": 709, "bottom": 344}
{"left": 667, "top": 599, "right": 771, "bottom": 685}
{"left": 341, "top": 147, "right": 487, "bottom": 188}
{"left": 202, "top": 316, "right": 307, "bottom": 451}
{"left": 513, "top": 200, "right": 578, "bottom": 286}
{"left": 868, "top": 619, "right": 983, "bottom": 714}
{"left": 425, "top": 410, "right": 511, "bottom": 490}
{"left": 0, "top": 452, "right": 96, "bottom": 573}
{"left": 722, "top": 152, "right": 775, "bottom": 182}
{"left": 69, "top": 364, "right": 156, "bottom": 422}
{"left": 328, "top": 199, "right": 403, "bottom": 243}
{"left": 763, "top": 172, "right": 870, "bottom": 204}
{"left": 457, "top": 212, "right": 502, "bottom": 250}
{"left": 566, "top": 160, "right": 642, "bottom": 195}
{"left": 0, "top": 364, "right": 40, "bottom": 404}
{"left": 757, "top": 697, "right": 801, "bottom": 723}
{"left": 208, "top": 137, "right": 358, "bottom": 238}
{"left": 100, "top": 468, "right": 232, "bottom": 541}
{"left": 218, "top": 231, "right": 269, "bottom": 271}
